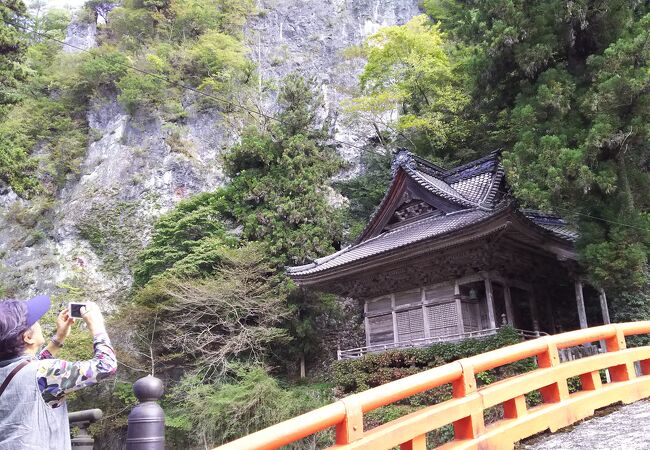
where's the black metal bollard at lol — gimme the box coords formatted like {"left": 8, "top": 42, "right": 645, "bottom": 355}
{"left": 126, "top": 375, "right": 165, "bottom": 450}
{"left": 69, "top": 408, "right": 103, "bottom": 450}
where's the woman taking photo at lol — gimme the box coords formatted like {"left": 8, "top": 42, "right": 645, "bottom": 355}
{"left": 0, "top": 296, "right": 117, "bottom": 449}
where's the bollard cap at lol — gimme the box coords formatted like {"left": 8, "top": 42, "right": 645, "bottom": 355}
{"left": 68, "top": 408, "right": 103, "bottom": 425}
{"left": 133, "top": 375, "right": 164, "bottom": 402}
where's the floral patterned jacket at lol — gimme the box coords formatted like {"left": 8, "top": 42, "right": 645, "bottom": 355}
{"left": 37, "top": 333, "right": 117, "bottom": 408}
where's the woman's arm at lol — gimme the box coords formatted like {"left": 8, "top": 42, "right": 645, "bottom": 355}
{"left": 35, "top": 302, "right": 117, "bottom": 408}
{"left": 35, "top": 332, "right": 117, "bottom": 407}
{"left": 38, "top": 308, "right": 75, "bottom": 359}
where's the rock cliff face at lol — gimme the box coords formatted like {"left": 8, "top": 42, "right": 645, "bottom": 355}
{"left": 0, "top": 0, "right": 420, "bottom": 304}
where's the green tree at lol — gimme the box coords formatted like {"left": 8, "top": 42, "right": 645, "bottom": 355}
{"left": 133, "top": 75, "right": 345, "bottom": 378}
{"left": 347, "top": 15, "right": 474, "bottom": 162}
{"left": 0, "top": 0, "right": 28, "bottom": 111}
{"left": 221, "top": 74, "right": 344, "bottom": 266}
{"left": 423, "top": 1, "right": 650, "bottom": 302}
{"left": 0, "top": 0, "right": 38, "bottom": 195}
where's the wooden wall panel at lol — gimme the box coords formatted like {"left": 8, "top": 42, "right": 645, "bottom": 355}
{"left": 425, "top": 283, "right": 455, "bottom": 303}
{"left": 461, "top": 302, "right": 480, "bottom": 332}
{"left": 368, "top": 314, "right": 394, "bottom": 344}
{"left": 394, "top": 289, "right": 421, "bottom": 307}
{"left": 367, "top": 296, "right": 392, "bottom": 313}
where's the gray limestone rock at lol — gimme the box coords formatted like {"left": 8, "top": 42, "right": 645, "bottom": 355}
{"left": 0, "top": 0, "right": 421, "bottom": 304}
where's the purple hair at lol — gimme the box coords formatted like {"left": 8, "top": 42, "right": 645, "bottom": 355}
{"left": 0, "top": 301, "right": 29, "bottom": 360}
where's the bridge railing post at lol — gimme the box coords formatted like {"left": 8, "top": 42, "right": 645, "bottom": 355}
{"left": 126, "top": 375, "right": 165, "bottom": 450}
{"left": 537, "top": 339, "right": 569, "bottom": 404}
{"left": 451, "top": 359, "right": 484, "bottom": 440}
{"left": 69, "top": 409, "right": 103, "bottom": 450}
{"left": 335, "top": 395, "right": 364, "bottom": 445}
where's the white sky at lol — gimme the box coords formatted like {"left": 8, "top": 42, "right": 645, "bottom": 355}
{"left": 35, "top": 0, "right": 86, "bottom": 11}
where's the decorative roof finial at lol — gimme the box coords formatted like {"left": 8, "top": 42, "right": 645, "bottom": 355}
{"left": 391, "top": 148, "right": 416, "bottom": 177}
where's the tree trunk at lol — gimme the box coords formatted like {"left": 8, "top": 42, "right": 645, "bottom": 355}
{"left": 300, "top": 354, "right": 306, "bottom": 379}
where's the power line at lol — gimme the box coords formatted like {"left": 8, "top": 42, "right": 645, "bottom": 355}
{"left": 10, "top": 21, "right": 385, "bottom": 156}
{"left": 554, "top": 208, "right": 650, "bottom": 233}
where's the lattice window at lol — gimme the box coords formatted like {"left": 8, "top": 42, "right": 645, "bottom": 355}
{"left": 427, "top": 302, "right": 459, "bottom": 337}
{"left": 396, "top": 308, "right": 425, "bottom": 343}
{"left": 368, "top": 314, "right": 394, "bottom": 344}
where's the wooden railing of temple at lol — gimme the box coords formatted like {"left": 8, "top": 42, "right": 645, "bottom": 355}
{"left": 214, "top": 322, "right": 650, "bottom": 450}
{"left": 337, "top": 327, "right": 548, "bottom": 360}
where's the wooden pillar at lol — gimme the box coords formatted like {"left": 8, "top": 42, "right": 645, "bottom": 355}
{"left": 422, "top": 288, "right": 431, "bottom": 338}
{"left": 599, "top": 288, "right": 611, "bottom": 325}
{"left": 528, "top": 291, "right": 540, "bottom": 332}
{"left": 454, "top": 281, "right": 464, "bottom": 334}
{"left": 391, "top": 294, "right": 398, "bottom": 343}
{"left": 574, "top": 280, "right": 588, "bottom": 329}
{"left": 484, "top": 277, "right": 497, "bottom": 329}
{"left": 504, "top": 284, "right": 515, "bottom": 327}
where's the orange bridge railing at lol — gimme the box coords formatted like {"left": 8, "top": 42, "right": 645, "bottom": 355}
{"left": 215, "top": 322, "right": 650, "bottom": 450}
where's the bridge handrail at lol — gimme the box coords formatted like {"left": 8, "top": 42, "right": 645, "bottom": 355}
{"left": 215, "top": 322, "right": 650, "bottom": 450}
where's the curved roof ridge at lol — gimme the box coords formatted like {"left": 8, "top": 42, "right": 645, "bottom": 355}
{"left": 408, "top": 167, "right": 478, "bottom": 209}
{"left": 442, "top": 149, "right": 501, "bottom": 178}
{"left": 480, "top": 163, "right": 506, "bottom": 206}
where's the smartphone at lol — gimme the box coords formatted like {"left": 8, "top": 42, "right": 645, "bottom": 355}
{"left": 69, "top": 302, "right": 87, "bottom": 319}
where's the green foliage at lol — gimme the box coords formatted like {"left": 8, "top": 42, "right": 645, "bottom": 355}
{"left": 132, "top": 243, "right": 291, "bottom": 376}
{"left": 77, "top": 46, "right": 129, "bottom": 92}
{"left": 183, "top": 30, "right": 254, "bottom": 91}
{"left": 132, "top": 75, "right": 345, "bottom": 383}
{"left": 335, "top": 147, "right": 392, "bottom": 241}
{"left": 116, "top": 69, "right": 165, "bottom": 114}
{"left": 0, "top": 0, "right": 35, "bottom": 194}
{"left": 108, "top": 6, "right": 155, "bottom": 51}
{"left": 0, "top": 0, "right": 28, "bottom": 110}
{"left": 168, "top": 0, "right": 254, "bottom": 40}
{"left": 222, "top": 74, "right": 344, "bottom": 266}
{"left": 348, "top": 15, "right": 474, "bottom": 161}
{"left": 105, "top": 0, "right": 255, "bottom": 114}
{"left": 332, "top": 327, "right": 528, "bottom": 393}
{"left": 423, "top": 1, "right": 650, "bottom": 295}
{"left": 136, "top": 75, "right": 344, "bottom": 286}
{"left": 166, "top": 365, "right": 334, "bottom": 448}
{"left": 133, "top": 191, "right": 237, "bottom": 285}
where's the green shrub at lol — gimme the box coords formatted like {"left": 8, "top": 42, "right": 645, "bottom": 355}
{"left": 165, "top": 365, "right": 334, "bottom": 448}
{"left": 117, "top": 70, "right": 165, "bottom": 114}
{"left": 108, "top": 7, "right": 155, "bottom": 50}
{"left": 183, "top": 29, "right": 254, "bottom": 91}
{"left": 332, "top": 327, "right": 530, "bottom": 393}
{"left": 78, "top": 46, "right": 129, "bottom": 91}
{"left": 168, "top": 0, "right": 254, "bottom": 41}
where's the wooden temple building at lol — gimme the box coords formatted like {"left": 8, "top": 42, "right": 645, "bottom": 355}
{"left": 287, "top": 150, "right": 612, "bottom": 359}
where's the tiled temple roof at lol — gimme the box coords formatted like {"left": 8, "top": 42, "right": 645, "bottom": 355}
{"left": 522, "top": 210, "right": 579, "bottom": 242}
{"left": 287, "top": 209, "right": 496, "bottom": 276}
{"left": 288, "top": 150, "right": 577, "bottom": 278}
